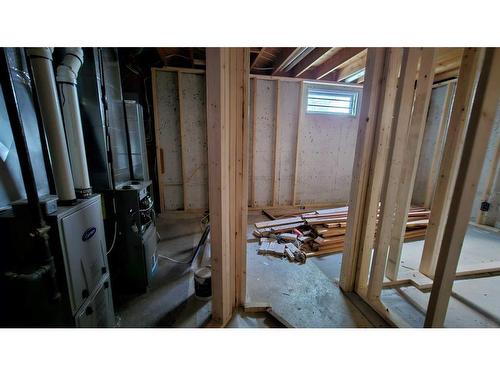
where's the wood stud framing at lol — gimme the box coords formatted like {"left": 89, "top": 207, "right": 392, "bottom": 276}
{"left": 206, "top": 48, "right": 249, "bottom": 325}
{"left": 292, "top": 82, "right": 305, "bottom": 206}
{"left": 385, "top": 48, "right": 437, "bottom": 280}
{"left": 354, "top": 48, "right": 403, "bottom": 294}
{"left": 419, "top": 48, "right": 484, "bottom": 278}
{"left": 272, "top": 80, "right": 281, "bottom": 206}
{"left": 425, "top": 48, "right": 500, "bottom": 327}
{"left": 367, "top": 48, "right": 422, "bottom": 301}
{"left": 340, "top": 48, "right": 386, "bottom": 293}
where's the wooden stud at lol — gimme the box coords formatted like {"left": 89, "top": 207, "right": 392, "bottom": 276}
{"left": 385, "top": 48, "right": 437, "bottom": 280}
{"left": 425, "top": 48, "right": 500, "bottom": 327}
{"left": 177, "top": 72, "right": 188, "bottom": 210}
{"left": 206, "top": 48, "right": 232, "bottom": 325}
{"left": 419, "top": 48, "right": 485, "bottom": 278}
{"left": 340, "top": 48, "right": 386, "bottom": 293}
{"left": 292, "top": 82, "right": 305, "bottom": 206}
{"left": 272, "top": 80, "right": 281, "bottom": 206}
{"left": 354, "top": 48, "right": 404, "bottom": 294}
{"left": 367, "top": 48, "right": 421, "bottom": 301}
{"left": 251, "top": 78, "right": 258, "bottom": 207}
{"left": 423, "top": 82, "right": 453, "bottom": 208}
{"left": 151, "top": 68, "right": 165, "bottom": 212}
{"left": 235, "top": 48, "right": 250, "bottom": 305}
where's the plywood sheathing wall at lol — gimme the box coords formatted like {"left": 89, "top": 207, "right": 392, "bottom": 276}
{"left": 153, "top": 69, "right": 208, "bottom": 211}
{"left": 249, "top": 77, "right": 362, "bottom": 207}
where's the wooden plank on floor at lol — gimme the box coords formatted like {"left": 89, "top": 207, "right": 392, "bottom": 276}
{"left": 425, "top": 48, "right": 500, "bottom": 328}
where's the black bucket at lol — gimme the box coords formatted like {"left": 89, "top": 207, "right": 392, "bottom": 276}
{"left": 194, "top": 267, "right": 212, "bottom": 301}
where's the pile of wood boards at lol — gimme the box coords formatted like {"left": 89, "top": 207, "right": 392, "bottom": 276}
{"left": 253, "top": 206, "right": 430, "bottom": 261}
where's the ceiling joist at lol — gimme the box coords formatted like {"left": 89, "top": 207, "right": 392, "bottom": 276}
{"left": 289, "top": 47, "right": 332, "bottom": 77}
{"left": 305, "top": 47, "right": 366, "bottom": 80}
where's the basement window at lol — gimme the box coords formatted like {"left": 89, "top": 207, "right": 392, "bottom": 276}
{"left": 306, "top": 88, "right": 358, "bottom": 116}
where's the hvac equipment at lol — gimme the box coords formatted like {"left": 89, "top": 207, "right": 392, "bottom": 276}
{"left": 0, "top": 48, "right": 114, "bottom": 327}
{"left": 77, "top": 48, "right": 158, "bottom": 296}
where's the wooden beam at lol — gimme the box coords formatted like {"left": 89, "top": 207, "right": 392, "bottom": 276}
{"left": 272, "top": 80, "right": 281, "bottom": 206}
{"left": 419, "top": 48, "right": 485, "bottom": 278}
{"left": 367, "top": 48, "right": 421, "bottom": 301}
{"left": 306, "top": 48, "right": 365, "bottom": 80}
{"left": 339, "top": 48, "right": 387, "bottom": 293}
{"left": 271, "top": 48, "right": 303, "bottom": 76}
{"left": 151, "top": 68, "right": 165, "bottom": 212}
{"left": 354, "top": 48, "right": 404, "bottom": 294}
{"left": 337, "top": 50, "right": 368, "bottom": 82}
{"left": 424, "top": 48, "right": 500, "bottom": 327}
{"left": 292, "top": 82, "right": 305, "bottom": 205}
{"left": 423, "top": 82, "right": 454, "bottom": 208}
{"left": 385, "top": 48, "right": 437, "bottom": 281}
{"left": 231, "top": 48, "right": 250, "bottom": 306}
{"left": 290, "top": 47, "right": 331, "bottom": 77}
{"left": 206, "top": 48, "right": 232, "bottom": 325}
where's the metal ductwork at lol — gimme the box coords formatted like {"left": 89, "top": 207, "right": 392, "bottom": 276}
{"left": 57, "top": 48, "right": 92, "bottom": 199}
{"left": 26, "top": 48, "right": 77, "bottom": 204}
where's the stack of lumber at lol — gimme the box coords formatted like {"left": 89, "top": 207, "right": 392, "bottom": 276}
{"left": 253, "top": 206, "right": 430, "bottom": 260}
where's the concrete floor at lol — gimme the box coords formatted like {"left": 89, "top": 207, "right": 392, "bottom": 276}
{"left": 117, "top": 211, "right": 500, "bottom": 328}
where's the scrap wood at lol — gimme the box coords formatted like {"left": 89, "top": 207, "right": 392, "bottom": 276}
{"left": 244, "top": 302, "right": 272, "bottom": 313}
{"left": 313, "top": 226, "right": 346, "bottom": 237}
{"left": 258, "top": 241, "right": 286, "bottom": 257}
{"left": 324, "top": 222, "right": 347, "bottom": 228}
{"left": 254, "top": 216, "right": 304, "bottom": 229}
{"left": 305, "top": 216, "right": 348, "bottom": 225}
{"left": 314, "top": 236, "right": 344, "bottom": 246}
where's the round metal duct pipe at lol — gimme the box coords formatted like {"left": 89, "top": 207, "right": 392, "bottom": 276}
{"left": 26, "top": 48, "right": 77, "bottom": 204}
{"left": 56, "top": 48, "right": 92, "bottom": 199}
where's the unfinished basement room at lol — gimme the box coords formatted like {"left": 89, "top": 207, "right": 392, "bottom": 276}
{"left": 1, "top": 2, "right": 500, "bottom": 374}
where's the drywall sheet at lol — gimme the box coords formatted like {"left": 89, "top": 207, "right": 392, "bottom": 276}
{"left": 252, "top": 79, "right": 276, "bottom": 206}
{"left": 276, "top": 80, "right": 300, "bottom": 205}
{"left": 294, "top": 83, "right": 361, "bottom": 205}
{"left": 155, "top": 70, "right": 184, "bottom": 210}
{"left": 179, "top": 73, "right": 208, "bottom": 210}
{"left": 412, "top": 82, "right": 456, "bottom": 206}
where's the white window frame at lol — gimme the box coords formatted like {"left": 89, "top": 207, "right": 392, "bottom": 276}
{"left": 306, "top": 87, "right": 359, "bottom": 117}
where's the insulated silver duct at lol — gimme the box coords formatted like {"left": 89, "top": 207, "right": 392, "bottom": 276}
{"left": 56, "top": 48, "right": 92, "bottom": 198}
{"left": 26, "top": 48, "right": 76, "bottom": 203}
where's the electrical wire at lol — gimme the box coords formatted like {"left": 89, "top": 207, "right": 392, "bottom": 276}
{"left": 106, "top": 220, "right": 118, "bottom": 255}
{"left": 157, "top": 224, "right": 210, "bottom": 265}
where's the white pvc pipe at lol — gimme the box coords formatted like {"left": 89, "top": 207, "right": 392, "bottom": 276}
{"left": 56, "top": 48, "right": 92, "bottom": 198}
{"left": 26, "top": 48, "right": 77, "bottom": 203}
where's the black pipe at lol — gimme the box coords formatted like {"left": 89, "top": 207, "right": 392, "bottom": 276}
{"left": 0, "top": 48, "right": 60, "bottom": 301}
